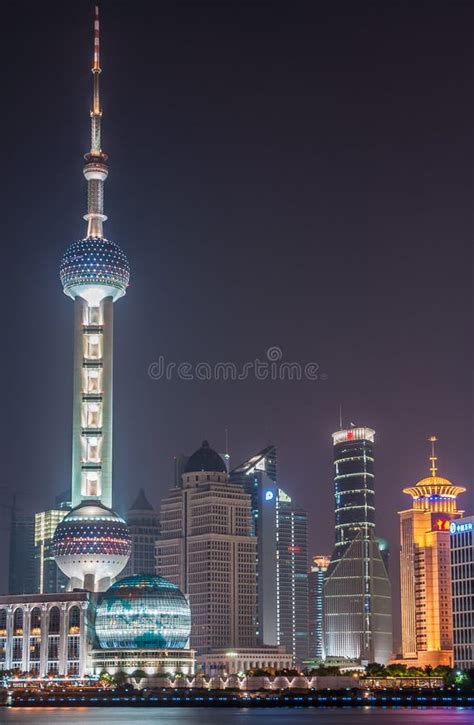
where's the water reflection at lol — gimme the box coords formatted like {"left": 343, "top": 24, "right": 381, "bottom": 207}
{"left": 0, "top": 707, "right": 473, "bottom": 725}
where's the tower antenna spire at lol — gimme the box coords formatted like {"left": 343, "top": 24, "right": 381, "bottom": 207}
{"left": 428, "top": 435, "right": 438, "bottom": 477}
{"left": 91, "top": 3, "right": 102, "bottom": 148}
{"left": 83, "top": 2, "right": 109, "bottom": 238}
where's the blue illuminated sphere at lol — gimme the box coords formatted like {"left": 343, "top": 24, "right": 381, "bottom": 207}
{"left": 60, "top": 236, "right": 130, "bottom": 299}
{"left": 95, "top": 574, "right": 191, "bottom": 650}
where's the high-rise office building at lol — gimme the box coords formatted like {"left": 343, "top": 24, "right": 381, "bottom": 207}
{"left": 8, "top": 504, "right": 36, "bottom": 595}
{"left": 230, "top": 446, "right": 277, "bottom": 646}
{"left": 308, "top": 555, "right": 330, "bottom": 661}
{"left": 450, "top": 516, "right": 474, "bottom": 670}
{"left": 122, "top": 489, "right": 160, "bottom": 577}
{"left": 52, "top": 4, "right": 131, "bottom": 592}
{"left": 35, "top": 508, "right": 70, "bottom": 594}
{"left": 157, "top": 441, "right": 257, "bottom": 653}
{"left": 324, "top": 426, "right": 392, "bottom": 664}
{"left": 230, "top": 446, "right": 309, "bottom": 664}
{"left": 275, "top": 488, "right": 309, "bottom": 664}
{"left": 398, "top": 438, "right": 465, "bottom": 667}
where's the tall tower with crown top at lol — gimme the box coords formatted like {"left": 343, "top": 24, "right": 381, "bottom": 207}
{"left": 53, "top": 5, "right": 131, "bottom": 592}
{"left": 398, "top": 437, "right": 465, "bottom": 667}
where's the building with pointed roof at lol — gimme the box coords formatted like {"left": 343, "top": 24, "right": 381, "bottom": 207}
{"left": 122, "top": 489, "right": 160, "bottom": 577}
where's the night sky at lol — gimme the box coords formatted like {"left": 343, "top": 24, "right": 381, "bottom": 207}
{"left": 1, "top": 1, "right": 472, "bottom": 648}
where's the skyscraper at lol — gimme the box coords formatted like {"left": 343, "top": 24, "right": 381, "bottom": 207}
{"left": 230, "top": 446, "right": 309, "bottom": 664}
{"left": 8, "top": 503, "right": 36, "bottom": 595}
{"left": 52, "top": 5, "right": 131, "bottom": 592}
{"left": 122, "top": 489, "right": 160, "bottom": 577}
{"left": 398, "top": 437, "right": 465, "bottom": 667}
{"left": 324, "top": 426, "right": 392, "bottom": 664}
{"left": 35, "top": 506, "right": 70, "bottom": 594}
{"left": 308, "top": 555, "right": 330, "bottom": 662}
{"left": 157, "top": 441, "right": 257, "bottom": 653}
{"left": 450, "top": 516, "right": 474, "bottom": 670}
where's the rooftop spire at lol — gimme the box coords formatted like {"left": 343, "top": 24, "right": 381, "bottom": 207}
{"left": 91, "top": 3, "right": 102, "bottom": 153}
{"left": 83, "top": 2, "right": 109, "bottom": 238}
{"left": 93, "top": 3, "right": 101, "bottom": 73}
{"left": 428, "top": 435, "right": 438, "bottom": 477}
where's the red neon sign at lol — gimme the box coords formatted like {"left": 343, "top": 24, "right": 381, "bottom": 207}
{"left": 288, "top": 545, "right": 301, "bottom": 554}
{"left": 433, "top": 518, "right": 450, "bottom": 531}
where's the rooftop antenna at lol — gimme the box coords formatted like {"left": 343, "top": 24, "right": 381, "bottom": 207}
{"left": 224, "top": 426, "right": 230, "bottom": 470}
{"left": 83, "top": 2, "right": 109, "bottom": 238}
{"left": 428, "top": 435, "right": 438, "bottom": 477}
{"left": 339, "top": 404, "right": 343, "bottom": 430}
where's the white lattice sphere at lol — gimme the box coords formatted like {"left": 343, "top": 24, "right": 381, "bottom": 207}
{"left": 53, "top": 502, "right": 131, "bottom": 584}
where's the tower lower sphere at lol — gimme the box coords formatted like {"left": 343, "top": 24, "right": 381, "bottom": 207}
{"left": 52, "top": 502, "right": 131, "bottom": 592}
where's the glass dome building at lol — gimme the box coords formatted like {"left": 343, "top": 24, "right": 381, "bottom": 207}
{"left": 95, "top": 574, "right": 191, "bottom": 650}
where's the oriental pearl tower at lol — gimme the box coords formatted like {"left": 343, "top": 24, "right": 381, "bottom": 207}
{"left": 53, "top": 5, "right": 131, "bottom": 592}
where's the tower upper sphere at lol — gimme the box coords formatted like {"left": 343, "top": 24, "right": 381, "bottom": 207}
{"left": 60, "top": 236, "right": 130, "bottom": 303}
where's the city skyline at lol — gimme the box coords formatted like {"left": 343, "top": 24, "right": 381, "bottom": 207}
{"left": 0, "top": 0, "right": 472, "bottom": 654}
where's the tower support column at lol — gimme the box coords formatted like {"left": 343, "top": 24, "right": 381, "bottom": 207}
{"left": 101, "top": 297, "right": 114, "bottom": 510}
{"left": 72, "top": 297, "right": 86, "bottom": 508}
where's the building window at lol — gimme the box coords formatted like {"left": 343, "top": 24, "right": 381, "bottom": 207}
{"left": 68, "top": 606, "right": 81, "bottom": 634}
{"left": 49, "top": 607, "right": 61, "bottom": 634}
{"left": 13, "top": 608, "right": 23, "bottom": 636}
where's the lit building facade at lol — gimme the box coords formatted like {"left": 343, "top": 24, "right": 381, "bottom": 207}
{"left": 230, "top": 446, "right": 308, "bottom": 664}
{"left": 122, "top": 489, "right": 160, "bottom": 577}
{"left": 156, "top": 441, "right": 257, "bottom": 654}
{"left": 0, "top": 592, "right": 95, "bottom": 676}
{"left": 308, "top": 555, "right": 330, "bottom": 661}
{"left": 52, "top": 4, "right": 131, "bottom": 592}
{"left": 450, "top": 517, "right": 473, "bottom": 670}
{"left": 398, "top": 438, "right": 465, "bottom": 667}
{"left": 35, "top": 508, "right": 69, "bottom": 594}
{"left": 324, "top": 427, "right": 392, "bottom": 664}
{"left": 198, "top": 646, "right": 292, "bottom": 675}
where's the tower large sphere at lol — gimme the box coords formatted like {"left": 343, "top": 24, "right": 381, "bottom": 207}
{"left": 60, "top": 236, "right": 130, "bottom": 302}
{"left": 52, "top": 502, "right": 131, "bottom": 590}
{"left": 95, "top": 574, "right": 191, "bottom": 649}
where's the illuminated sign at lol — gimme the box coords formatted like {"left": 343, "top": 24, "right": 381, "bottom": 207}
{"left": 433, "top": 518, "right": 451, "bottom": 532}
{"left": 288, "top": 545, "right": 302, "bottom": 554}
{"left": 450, "top": 521, "right": 473, "bottom": 535}
{"left": 265, "top": 490, "right": 274, "bottom": 501}
{"left": 332, "top": 428, "right": 375, "bottom": 445}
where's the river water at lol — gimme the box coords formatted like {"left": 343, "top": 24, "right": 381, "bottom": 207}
{"left": 0, "top": 708, "right": 472, "bottom": 724}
